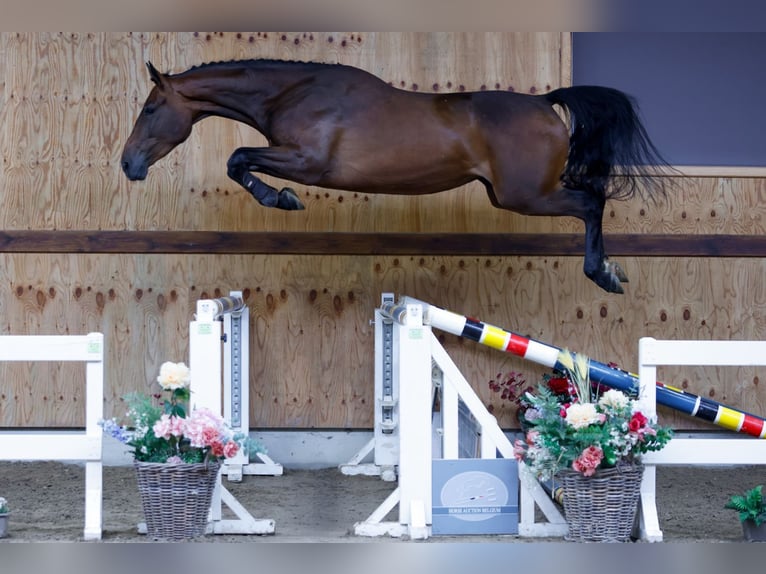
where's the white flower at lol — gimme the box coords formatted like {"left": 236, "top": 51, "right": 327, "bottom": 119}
{"left": 598, "top": 389, "right": 630, "bottom": 410}
{"left": 156, "top": 361, "right": 191, "bottom": 390}
{"left": 565, "top": 402, "right": 601, "bottom": 429}
{"left": 630, "top": 397, "right": 656, "bottom": 419}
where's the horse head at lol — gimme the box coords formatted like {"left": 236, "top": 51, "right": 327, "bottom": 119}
{"left": 121, "top": 61, "right": 195, "bottom": 181}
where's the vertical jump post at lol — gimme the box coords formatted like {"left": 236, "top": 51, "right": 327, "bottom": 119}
{"left": 188, "top": 290, "right": 278, "bottom": 535}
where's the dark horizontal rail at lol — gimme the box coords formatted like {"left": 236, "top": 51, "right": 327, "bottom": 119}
{"left": 0, "top": 231, "right": 764, "bottom": 257}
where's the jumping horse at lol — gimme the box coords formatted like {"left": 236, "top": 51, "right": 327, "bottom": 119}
{"left": 121, "top": 59, "right": 672, "bottom": 293}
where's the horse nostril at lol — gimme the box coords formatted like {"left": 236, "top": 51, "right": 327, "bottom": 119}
{"left": 121, "top": 160, "right": 130, "bottom": 173}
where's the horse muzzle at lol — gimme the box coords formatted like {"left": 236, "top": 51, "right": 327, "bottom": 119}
{"left": 120, "top": 156, "right": 149, "bottom": 181}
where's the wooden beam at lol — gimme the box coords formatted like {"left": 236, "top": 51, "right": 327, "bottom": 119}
{"left": 0, "top": 231, "right": 764, "bottom": 257}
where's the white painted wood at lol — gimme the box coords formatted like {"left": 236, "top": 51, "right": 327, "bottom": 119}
{"left": 637, "top": 336, "right": 766, "bottom": 543}
{"left": 0, "top": 332, "right": 104, "bottom": 540}
{"left": 640, "top": 339, "right": 766, "bottom": 366}
{"left": 0, "top": 434, "right": 102, "bottom": 460}
{"left": 396, "top": 304, "right": 433, "bottom": 529}
{"left": 441, "top": 372, "right": 459, "bottom": 459}
{"left": 189, "top": 318, "right": 223, "bottom": 415}
{"left": 643, "top": 438, "right": 766, "bottom": 465}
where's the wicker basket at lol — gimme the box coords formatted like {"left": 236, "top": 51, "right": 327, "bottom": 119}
{"left": 558, "top": 463, "right": 643, "bottom": 543}
{"left": 134, "top": 460, "right": 220, "bottom": 541}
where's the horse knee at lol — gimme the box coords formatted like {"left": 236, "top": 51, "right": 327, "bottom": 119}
{"left": 226, "top": 153, "right": 244, "bottom": 179}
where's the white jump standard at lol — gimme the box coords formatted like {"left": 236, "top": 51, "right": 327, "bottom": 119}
{"left": 353, "top": 296, "right": 566, "bottom": 539}
{"left": 188, "top": 290, "right": 279, "bottom": 535}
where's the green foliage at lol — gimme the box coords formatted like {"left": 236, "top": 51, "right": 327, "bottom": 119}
{"left": 725, "top": 485, "right": 766, "bottom": 526}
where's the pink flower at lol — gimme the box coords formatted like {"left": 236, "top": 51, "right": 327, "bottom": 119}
{"left": 223, "top": 440, "right": 239, "bottom": 458}
{"left": 166, "top": 456, "right": 182, "bottom": 464}
{"left": 184, "top": 408, "right": 226, "bottom": 448}
{"left": 572, "top": 445, "right": 604, "bottom": 476}
{"left": 201, "top": 426, "right": 220, "bottom": 447}
{"left": 153, "top": 414, "right": 185, "bottom": 440}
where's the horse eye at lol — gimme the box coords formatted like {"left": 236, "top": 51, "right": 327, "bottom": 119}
{"left": 142, "top": 106, "right": 156, "bottom": 116}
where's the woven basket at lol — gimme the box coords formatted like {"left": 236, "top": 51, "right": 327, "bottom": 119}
{"left": 134, "top": 460, "right": 220, "bottom": 541}
{"left": 558, "top": 463, "right": 643, "bottom": 543}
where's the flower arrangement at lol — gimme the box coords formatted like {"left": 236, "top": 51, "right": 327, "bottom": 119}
{"left": 0, "top": 497, "right": 8, "bottom": 514}
{"left": 512, "top": 350, "right": 673, "bottom": 481}
{"left": 101, "top": 361, "right": 263, "bottom": 464}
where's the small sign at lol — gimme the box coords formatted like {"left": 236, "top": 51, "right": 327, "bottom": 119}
{"left": 408, "top": 328, "right": 423, "bottom": 340}
{"left": 432, "top": 458, "right": 519, "bottom": 535}
{"left": 197, "top": 323, "right": 213, "bottom": 335}
{"left": 87, "top": 341, "right": 101, "bottom": 354}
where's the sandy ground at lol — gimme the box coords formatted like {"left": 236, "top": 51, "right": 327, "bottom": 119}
{"left": 0, "top": 461, "right": 764, "bottom": 543}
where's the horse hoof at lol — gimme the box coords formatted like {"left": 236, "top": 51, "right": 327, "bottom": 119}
{"left": 609, "top": 261, "right": 629, "bottom": 283}
{"left": 277, "top": 187, "right": 305, "bottom": 210}
{"left": 598, "top": 259, "right": 628, "bottom": 293}
{"left": 608, "top": 281, "right": 624, "bottom": 295}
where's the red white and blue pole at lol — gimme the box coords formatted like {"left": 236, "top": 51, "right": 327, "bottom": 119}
{"left": 382, "top": 297, "right": 766, "bottom": 439}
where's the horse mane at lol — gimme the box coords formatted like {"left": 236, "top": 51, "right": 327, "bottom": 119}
{"left": 176, "top": 58, "right": 335, "bottom": 77}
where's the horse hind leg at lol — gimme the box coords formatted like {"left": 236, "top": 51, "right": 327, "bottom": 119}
{"left": 578, "top": 190, "right": 629, "bottom": 294}
{"left": 490, "top": 179, "right": 627, "bottom": 293}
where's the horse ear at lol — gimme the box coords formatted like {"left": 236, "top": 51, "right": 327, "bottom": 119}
{"left": 145, "top": 61, "right": 167, "bottom": 90}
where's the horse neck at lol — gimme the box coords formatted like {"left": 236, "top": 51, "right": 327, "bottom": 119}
{"left": 173, "top": 63, "right": 315, "bottom": 133}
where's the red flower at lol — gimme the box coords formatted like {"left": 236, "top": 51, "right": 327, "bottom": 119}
{"left": 210, "top": 441, "right": 225, "bottom": 457}
{"left": 547, "top": 377, "right": 570, "bottom": 395}
{"left": 628, "top": 411, "right": 648, "bottom": 433}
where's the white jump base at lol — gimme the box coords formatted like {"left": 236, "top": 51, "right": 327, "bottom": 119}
{"left": 638, "top": 337, "right": 766, "bottom": 542}
{"left": 0, "top": 333, "right": 104, "bottom": 540}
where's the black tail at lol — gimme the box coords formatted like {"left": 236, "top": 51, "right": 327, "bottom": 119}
{"left": 545, "top": 85, "right": 674, "bottom": 201}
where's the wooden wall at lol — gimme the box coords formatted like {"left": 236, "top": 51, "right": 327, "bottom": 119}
{"left": 0, "top": 32, "right": 764, "bottom": 432}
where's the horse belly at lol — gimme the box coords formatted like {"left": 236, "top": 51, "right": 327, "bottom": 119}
{"left": 321, "top": 147, "right": 478, "bottom": 194}
{"left": 320, "top": 120, "right": 481, "bottom": 193}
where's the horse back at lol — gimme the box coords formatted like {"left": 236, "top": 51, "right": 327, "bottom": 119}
{"left": 265, "top": 67, "right": 568, "bottom": 193}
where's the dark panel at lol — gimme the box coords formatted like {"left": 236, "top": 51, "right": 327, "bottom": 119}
{"left": 0, "top": 231, "right": 764, "bottom": 257}
{"left": 573, "top": 33, "right": 766, "bottom": 167}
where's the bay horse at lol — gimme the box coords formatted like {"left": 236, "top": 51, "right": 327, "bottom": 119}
{"left": 121, "top": 59, "right": 672, "bottom": 293}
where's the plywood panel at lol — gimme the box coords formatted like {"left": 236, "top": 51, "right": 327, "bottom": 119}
{"left": 0, "top": 252, "right": 765, "bottom": 430}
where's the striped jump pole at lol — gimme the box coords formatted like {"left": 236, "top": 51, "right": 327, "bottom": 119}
{"left": 195, "top": 294, "right": 245, "bottom": 322}
{"left": 381, "top": 297, "right": 766, "bottom": 439}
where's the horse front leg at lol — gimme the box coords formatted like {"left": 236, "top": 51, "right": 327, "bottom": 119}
{"left": 226, "top": 147, "right": 305, "bottom": 211}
